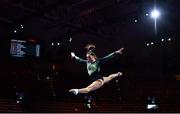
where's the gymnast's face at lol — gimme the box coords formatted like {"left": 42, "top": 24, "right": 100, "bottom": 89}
{"left": 86, "top": 54, "right": 96, "bottom": 62}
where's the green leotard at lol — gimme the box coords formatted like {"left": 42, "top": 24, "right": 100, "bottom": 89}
{"left": 74, "top": 52, "right": 117, "bottom": 81}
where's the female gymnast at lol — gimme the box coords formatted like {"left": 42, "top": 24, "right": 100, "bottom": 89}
{"left": 69, "top": 44, "right": 124, "bottom": 95}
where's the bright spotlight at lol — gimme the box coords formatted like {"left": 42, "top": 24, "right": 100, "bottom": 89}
{"left": 69, "top": 38, "right": 72, "bottom": 42}
{"left": 57, "top": 43, "right": 60, "bottom": 45}
{"left": 168, "top": 38, "right": 171, "bottom": 41}
{"left": 46, "top": 76, "right": 50, "bottom": 80}
{"left": 147, "top": 43, "right": 150, "bottom": 46}
{"left": 134, "top": 19, "right": 138, "bottom": 23}
{"left": 14, "top": 30, "right": 17, "bottom": 33}
{"left": 16, "top": 100, "right": 20, "bottom": 104}
{"left": 51, "top": 43, "right": 54, "bottom": 46}
{"left": 146, "top": 13, "right": 149, "bottom": 16}
{"left": 161, "top": 39, "right": 164, "bottom": 42}
{"left": 20, "top": 24, "right": 24, "bottom": 28}
{"left": 151, "top": 10, "right": 160, "bottom": 19}
{"left": 151, "top": 42, "right": 154, "bottom": 45}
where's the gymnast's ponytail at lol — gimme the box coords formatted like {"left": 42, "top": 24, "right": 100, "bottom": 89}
{"left": 85, "top": 44, "right": 97, "bottom": 59}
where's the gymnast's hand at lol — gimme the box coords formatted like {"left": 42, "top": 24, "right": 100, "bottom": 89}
{"left": 115, "top": 48, "right": 124, "bottom": 54}
{"left": 71, "top": 52, "right": 76, "bottom": 58}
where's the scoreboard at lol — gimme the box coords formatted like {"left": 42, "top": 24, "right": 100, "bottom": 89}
{"left": 10, "top": 39, "right": 40, "bottom": 57}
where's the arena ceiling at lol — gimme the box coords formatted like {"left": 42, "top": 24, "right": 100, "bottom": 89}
{"left": 0, "top": 0, "right": 178, "bottom": 42}
{"left": 0, "top": 0, "right": 179, "bottom": 73}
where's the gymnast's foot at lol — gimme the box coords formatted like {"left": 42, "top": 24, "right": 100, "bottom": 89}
{"left": 117, "top": 72, "right": 122, "bottom": 77}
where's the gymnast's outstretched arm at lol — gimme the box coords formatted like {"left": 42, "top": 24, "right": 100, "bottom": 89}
{"left": 99, "top": 48, "right": 124, "bottom": 62}
{"left": 71, "top": 52, "right": 87, "bottom": 63}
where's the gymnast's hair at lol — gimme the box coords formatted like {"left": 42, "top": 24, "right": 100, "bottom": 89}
{"left": 85, "top": 44, "right": 97, "bottom": 59}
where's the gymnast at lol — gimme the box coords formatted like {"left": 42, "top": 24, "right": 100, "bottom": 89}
{"left": 69, "top": 44, "right": 124, "bottom": 95}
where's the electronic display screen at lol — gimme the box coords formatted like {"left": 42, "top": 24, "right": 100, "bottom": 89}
{"left": 10, "top": 39, "right": 40, "bottom": 57}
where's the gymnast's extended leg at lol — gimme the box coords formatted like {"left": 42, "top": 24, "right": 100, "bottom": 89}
{"left": 69, "top": 79, "right": 104, "bottom": 95}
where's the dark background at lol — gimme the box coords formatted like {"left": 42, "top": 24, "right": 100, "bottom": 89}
{"left": 0, "top": 0, "right": 180, "bottom": 112}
